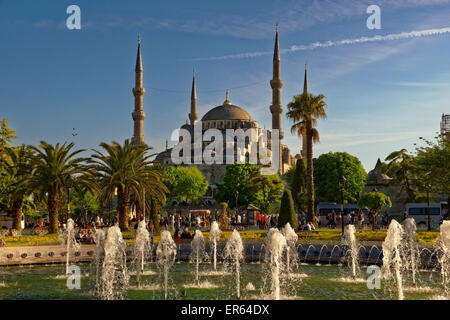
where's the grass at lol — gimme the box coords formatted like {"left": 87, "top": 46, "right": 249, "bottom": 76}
{"left": 2, "top": 228, "right": 441, "bottom": 247}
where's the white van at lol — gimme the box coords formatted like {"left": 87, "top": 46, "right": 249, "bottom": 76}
{"left": 404, "top": 202, "right": 448, "bottom": 229}
{"left": 0, "top": 213, "right": 25, "bottom": 230}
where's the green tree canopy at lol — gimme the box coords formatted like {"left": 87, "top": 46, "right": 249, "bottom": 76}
{"left": 0, "top": 118, "right": 17, "bottom": 159}
{"left": 413, "top": 135, "right": 450, "bottom": 201}
{"left": 385, "top": 148, "right": 416, "bottom": 202}
{"left": 214, "top": 163, "right": 261, "bottom": 208}
{"left": 89, "top": 140, "right": 168, "bottom": 231}
{"left": 286, "top": 159, "right": 308, "bottom": 210}
{"left": 162, "top": 166, "right": 208, "bottom": 204}
{"left": 357, "top": 192, "right": 392, "bottom": 214}
{"left": 313, "top": 152, "right": 367, "bottom": 203}
{"left": 29, "top": 141, "right": 88, "bottom": 233}
{"left": 277, "top": 189, "right": 298, "bottom": 229}
{"left": 215, "top": 163, "right": 283, "bottom": 210}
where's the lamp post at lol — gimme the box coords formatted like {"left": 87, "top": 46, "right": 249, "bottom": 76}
{"left": 66, "top": 177, "right": 72, "bottom": 222}
{"left": 235, "top": 191, "right": 239, "bottom": 214}
{"left": 339, "top": 175, "right": 346, "bottom": 235}
{"left": 425, "top": 172, "right": 432, "bottom": 231}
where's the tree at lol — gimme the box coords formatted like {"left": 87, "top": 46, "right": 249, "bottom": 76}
{"left": 89, "top": 140, "right": 168, "bottom": 231}
{"left": 72, "top": 188, "right": 99, "bottom": 223}
{"left": 0, "top": 118, "right": 17, "bottom": 159}
{"left": 214, "top": 163, "right": 261, "bottom": 208}
{"left": 413, "top": 135, "right": 450, "bottom": 202}
{"left": 287, "top": 92, "right": 327, "bottom": 224}
{"left": 29, "top": 141, "right": 87, "bottom": 233}
{"left": 2, "top": 145, "right": 35, "bottom": 230}
{"left": 163, "top": 166, "right": 208, "bottom": 204}
{"left": 277, "top": 189, "right": 298, "bottom": 229}
{"left": 251, "top": 173, "right": 283, "bottom": 213}
{"left": 314, "top": 152, "right": 367, "bottom": 203}
{"left": 148, "top": 195, "right": 161, "bottom": 234}
{"left": 290, "top": 158, "right": 307, "bottom": 210}
{"left": 385, "top": 149, "right": 416, "bottom": 202}
{"left": 357, "top": 192, "right": 392, "bottom": 230}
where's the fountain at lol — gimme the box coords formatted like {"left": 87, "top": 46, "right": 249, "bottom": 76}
{"left": 156, "top": 230, "right": 177, "bottom": 299}
{"left": 190, "top": 230, "right": 207, "bottom": 285}
{"left": 281, "top": 223, "right": 298, "bottom": 273}
{"left": 382, "top": 220, "right": 404, "bottom": 300}
{"left": 133, "top": 219, "right": 151, "bottom": 287}
{"left": 343, "top": 224, "right": 359, "bottom": 279}
{"left": 403, "top": 218, "right": 419, "bottom": 286}
{"left": 223, "top": 229, "right": 244, "bottom": 299}
{"left": 263, "top": 228, "right": 287, "bottom": 300}
{"left": 59, "top": 218, "right": 79, "bottom": 275}
{"left": 435, "top": 221, "right": 450, "bottom": 289}
{"left": 97, "top": 224, "right": 129, "bottom": 300}
{"left": 209, "top": 221, "right": 222, "bottom": 271}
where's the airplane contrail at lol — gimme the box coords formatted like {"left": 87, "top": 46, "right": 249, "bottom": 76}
{"left": 189, "top": 27, "right": 450, "bottom": 61}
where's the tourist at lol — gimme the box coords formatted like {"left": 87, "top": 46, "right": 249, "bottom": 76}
{"left": 350, "top": 211, "right": 356, "bottom": 225}
{"left": 180, "top": 227, "right": 192, "bottom": 239}
{"left": 328, "top": 210, "right": 336, "bottom": 228}
{"left": 299, "top": 211, "right": 305, "bottom": 228}
{"left": 85, "top": 229, "right": 95, "bottom": 244}
{"left": 174, "top": 227, "right": 181, "bottom": 244}
{"left": 75, "top": 229, "right": 84, "bottom": 243}
{"left": 402, "top": 210, "right": 409, "bottom": 221}
{"left": 357, "top": 210, "right": 364, "bottom": 229}
{"left": 237, "top": 214, "right": 242, "bottom": 225}
{"left": 148, "top": 220, "right": 154, "bottom": 246}
{"left": 346, "top": 212, "right": 351, "bottom": 225}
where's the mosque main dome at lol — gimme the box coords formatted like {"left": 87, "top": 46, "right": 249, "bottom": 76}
{"left": 201, "top": 103, "right": 253, "bottom": 121}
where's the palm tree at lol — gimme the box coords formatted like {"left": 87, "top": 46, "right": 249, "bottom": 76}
{"left": 287, "top": 92, "right": 327, "bottom": 224}
{"left": 385, "top": 149, "right": 416, "bottom": 202}
{"left": 2, "top": 145, "right": 35, "bottom": 230}
{"left": 89, "top": 140, "right": 168, "bottom": 231}
{"left": 29, "top": 141, "right": 88, "bottom": 233}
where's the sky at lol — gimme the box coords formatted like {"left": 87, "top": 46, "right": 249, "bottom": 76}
{"left": 1, "top": 0, "right": 449, "bottom": 172}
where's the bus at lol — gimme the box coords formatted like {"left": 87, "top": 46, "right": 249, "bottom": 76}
{"left": 404, "top": 202, "right": 448, "bottom": 229}
{"left": 316, "top": 203, "right": 369, "bottom": 227}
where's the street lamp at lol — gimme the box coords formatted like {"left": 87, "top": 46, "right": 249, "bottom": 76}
{"left": 65, "top": 176, "right": 73, "bottom": 223}
{"left": 425, "top": 171, "right": 432, "bottom": 231}
{"left": 235, "top": 191, "right": 239, "bottom": 214}
{"left": 339, "top": 175, "right": 346, "bottom": 235}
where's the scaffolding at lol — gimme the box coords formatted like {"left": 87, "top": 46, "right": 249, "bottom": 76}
{"left": 441, "top": 113, "right": 450, "bottom": 140}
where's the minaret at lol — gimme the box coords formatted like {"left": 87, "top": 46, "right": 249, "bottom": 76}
{"left": 269, "top": 24, "right": 284, "bottom": 174}
{"left": 301, "top": 64, "right": 308, "bottom": 159}
{"left": 132, "top": 34, "right": 146, "bottom": 145}
{"left": 189, "top": 70, "right": 198, "bottom": 126}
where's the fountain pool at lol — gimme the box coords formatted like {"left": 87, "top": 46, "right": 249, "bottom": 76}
{"left": 0, "top": 260, "right": 446, "bottom": 300}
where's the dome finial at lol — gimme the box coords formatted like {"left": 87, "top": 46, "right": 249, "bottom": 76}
{"left": 224, "top": 89, "right": 230, "bottom": 105}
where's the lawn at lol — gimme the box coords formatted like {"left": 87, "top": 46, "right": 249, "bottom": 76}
{"left": 1, "top": 228, "right": 440, "bottom": 247}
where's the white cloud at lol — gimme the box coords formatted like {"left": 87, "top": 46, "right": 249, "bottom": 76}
{"left": 190, "top": 27, "right": 450, "bottom": 61}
